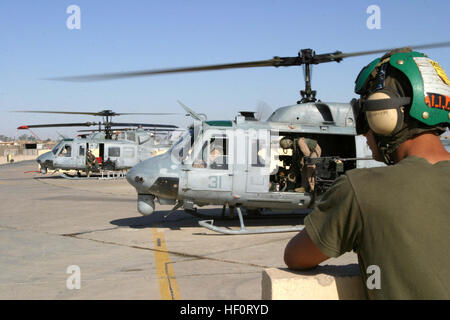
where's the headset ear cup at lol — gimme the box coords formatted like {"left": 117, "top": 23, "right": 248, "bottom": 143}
{"left": 365, "top": 90, "right": 405, "bottom": 136}
{"left": 366, "top": 107, "right": 404, "bottom": 136}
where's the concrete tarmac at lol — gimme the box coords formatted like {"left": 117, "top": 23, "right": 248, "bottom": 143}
{"left": 0, "top": 161, "right": 356, "bottom": 300}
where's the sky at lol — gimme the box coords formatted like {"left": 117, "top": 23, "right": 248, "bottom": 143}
{"left": 0, "top": 0, "right": 449, "bottom": 139}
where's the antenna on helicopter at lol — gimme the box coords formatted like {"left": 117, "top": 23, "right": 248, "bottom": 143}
{"left": 56, "top": 131, "right": 68, "bottom": 139}
{"left": 177, "top": 100, "right": 207, "bottom": 121}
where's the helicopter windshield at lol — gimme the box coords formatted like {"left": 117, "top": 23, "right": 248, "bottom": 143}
{"left": 171, "top": 128, "right": 194, "bottom": 149}
{"left": 169, "top": 128, "right": 196, "bottom": 162}
{"left": 51, "top": 140, "right": 64, "bottom": 155}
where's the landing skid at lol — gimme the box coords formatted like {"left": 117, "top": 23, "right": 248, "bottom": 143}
{"left": 60, "top": 170, "right": 125, "bottom": 180}
{"left": 195, "top": 206, "right": 305, "bottom": 235}
{"left": 60, "top": 172, "right": 96, "bottom": 180}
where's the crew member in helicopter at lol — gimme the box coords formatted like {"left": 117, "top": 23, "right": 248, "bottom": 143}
{"left": 59, "top": 145, "right": 71, "bottom": 157}
{"left": 297, "top": 137, "right": 322, "bottom": 193}
{"left": 192, "top": 139, "right": 225, "bottom": 169}
{"left": 209, "top": 146, "right": 225, "bottom": 169}
{"left": 279, "top": 137, "right": 321, "bottom": 193}
{"left": 86, "top": 149, "right": 99, "bottom": 177}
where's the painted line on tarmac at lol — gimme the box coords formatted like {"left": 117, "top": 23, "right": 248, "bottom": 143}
{"left": 152, "top": 227, "right": 181, "bottom": 300}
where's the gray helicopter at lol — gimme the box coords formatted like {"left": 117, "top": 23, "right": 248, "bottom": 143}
{"left": 16, "top": 109, "right": 183, "bottom": 176}
{"left": 54, "top": 42, "right": 450, "bottom": 233}
{"left": 124, "top": 101, "right": 374, "bottom": 233}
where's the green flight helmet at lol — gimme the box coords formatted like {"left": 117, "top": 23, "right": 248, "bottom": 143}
{"left": 353, "top": 49, "right": 449, "bottom": 164}
{"left": 355, "top": 50, "right": 450, "bottom": 128}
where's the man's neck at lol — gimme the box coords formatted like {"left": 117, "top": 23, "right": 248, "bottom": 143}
{"left": 394, "top": 133, "right": 450, "bottom": 164}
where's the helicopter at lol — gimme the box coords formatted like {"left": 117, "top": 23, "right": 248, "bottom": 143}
{"left": 15, "top": 109, "right": 184, "bottom": 176}
{"left": 54, "top": 42, "right": 450, "bottom": 233}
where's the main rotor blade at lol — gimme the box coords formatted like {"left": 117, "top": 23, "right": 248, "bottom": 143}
{"left": 109, "top": 122, "right": 178, "bottom": 128}
{"left": 114, "top": 112, "right": 181, "bottom": 116}
{"left": 334, "top": 41, "right": 450, "bottom": 60}
{"left": 48, "top": 58, "right": 283, "bottom": 82}
{"left": 46, "top": 41, "right": 450, "bottom": 82}
{"left": 12, "top": 110, "right": 180, "bottom": 116}
{"left": 17, "top": 122, "right": 99, "bottom": 129}
{"left": 13, "top": 110, "right": 101, "bottom": 116}
{"left": 78, "top": 128, "right": 181, "bottom": 132}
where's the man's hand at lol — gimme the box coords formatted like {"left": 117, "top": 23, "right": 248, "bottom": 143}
{"left": 284, "top": 229, "right": 329, "bottom": 270}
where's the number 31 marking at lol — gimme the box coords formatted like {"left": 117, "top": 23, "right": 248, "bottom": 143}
{"left": 208, "top": 176, "right": 222, "bottom": 189}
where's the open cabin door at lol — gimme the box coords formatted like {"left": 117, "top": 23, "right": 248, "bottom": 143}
{"left": 99, "top": 143, "right": 104, "bottom": 164}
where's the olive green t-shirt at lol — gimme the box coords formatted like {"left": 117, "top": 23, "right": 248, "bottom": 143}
{"left": 304, "top": 156, "right": 450, "bottom": 299}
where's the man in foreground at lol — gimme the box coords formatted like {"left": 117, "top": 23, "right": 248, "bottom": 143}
{"left": 284, "top": 49, "right": 450, "bottom": 299}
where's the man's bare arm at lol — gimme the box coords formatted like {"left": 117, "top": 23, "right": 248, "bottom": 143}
{"left": 284, "top": 229, "right": 329, "bottom": 269}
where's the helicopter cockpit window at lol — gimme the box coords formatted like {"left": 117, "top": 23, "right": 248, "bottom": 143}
{"left": 208, "top": 137, "right": 228, "bottom": 170}
{"left": 59, "top": 144, "right": 72, "bottom": 157}
{"left": 118, "top": 132, "right": 126, "bottom": 140}
{"left": 52, "top": 141, "right": 64, "bottom": 155}
{"left": 171, "top": 128, "right": 195, "bottom": 162}
{"left": 193, "top": 135, "right": 228, "bottom": 170}
{"left": 138, "top": 134, "right": 150, "bottom": 145}
{"left": 108, "top": 147, "right": 120, "bottom": 157}
{"left": 79, "top": 145, "right": 85, "bottom": 157}
{"left": 192, "top": 141, "right": 208, "bottom": 168}
{"left": 251, "top": 138, "right": 266, "bottom": 167}
{"left": 126, "top": 132, "right": 136, "bottom": 142}
{"left": 153, "top": 135, "right": 161, "bottom": 145}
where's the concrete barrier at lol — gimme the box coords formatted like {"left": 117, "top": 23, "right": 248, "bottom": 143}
{"left": 0, "top": 149, "right": 51, "bottom": 165}
{"left": 262, "top": 264, "right": 366, "bottom": 300}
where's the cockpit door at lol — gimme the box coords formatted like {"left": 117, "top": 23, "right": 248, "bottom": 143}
{"left": 54, "top": 142, "right": 75, "bottom": 169}
{"left": 183, "top": 129, "right": 233, "bottom": 194}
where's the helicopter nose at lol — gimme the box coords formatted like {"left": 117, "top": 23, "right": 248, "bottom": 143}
{"left": 126, "top": 167, "right": 138, "bottom": 186}
{"left": 126, "top": 167, "right": 157, "bottom": 216}
{"left": 126, "top": 167, "right": 149, "bottom": 192}
{"left": 37, "top": 152, "right": 54, "bottom": 173}
{"left": 36, "top": 154, "right": 45, "bottom": 163}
